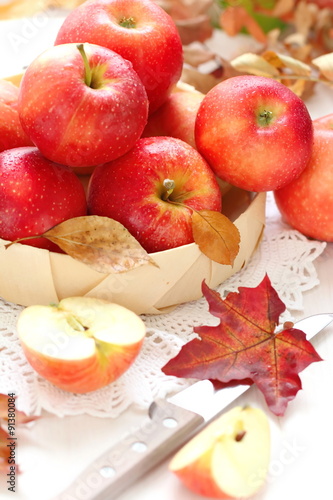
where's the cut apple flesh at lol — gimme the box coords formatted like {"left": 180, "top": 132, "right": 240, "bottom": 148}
{"left": 17, "top": 297, "right": 146, "bottom": 393}
{"left": 169, "top": 406, "right": 271, "bottom": 499}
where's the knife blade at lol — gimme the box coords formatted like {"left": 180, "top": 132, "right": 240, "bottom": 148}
{"left": 53, "top": 312, "right": 333, "bottom": 500}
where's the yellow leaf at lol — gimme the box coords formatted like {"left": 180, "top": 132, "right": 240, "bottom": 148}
{"left": 287, "top": 78, "right": 306, "bottom": 97}
{"left": 43, "top": 216, "right": 157, "bottom": 274}
{"left": 262, "top": 51, "right": 311, "bottom": 76}
{"left": 191, "top": 210, "right": 240, "bottom": 266}
{"left": 312, "top": 53, "right": 333, "bottom": 81}
{"left": 230, "top": 53, "right": 280, "bottom": 77}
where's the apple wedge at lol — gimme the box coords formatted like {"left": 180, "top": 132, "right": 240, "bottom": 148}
{"left": 169, "top": 405, "right": 270, "bottom": 499}
{"left": 17, "top": 297, "right": 146, "bottom": 393}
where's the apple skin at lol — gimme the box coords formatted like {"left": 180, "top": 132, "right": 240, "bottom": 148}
{"left": 313, "top": 112, "right": 333, "bottom": 130}
{"left": 195, "top": 75, "right": 314, "bottom": 192}
{"left": 18, "top": 42, "right": 149, "bottom": 169}
{"left": 54, "top": 0, "right": 183, "bottom": 114}
{"left": 0, "top": 147, "right": 87, "bottom": 251}
{"left": 87, "top": 136, "right": 222, "bottom": 253}
{"left": 169, "top": 405, "right": 270, "bottom": 499}
{"left": 274, "top": 127, "right": 333, "bottom": 241}
{"left": 0, "top": 79, "right": 33, "bottom": 152}
{"left": 142, "top": 89, "right": 204, "bottom": 148}
{"left": 17, "top": 297, "right": 146, "bottom": 394}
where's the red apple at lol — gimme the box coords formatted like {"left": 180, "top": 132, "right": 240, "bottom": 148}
{"left": 0, "top": 147, "right": 87, "bottom": 251}
{"left": 142, "top": 89, "right": 204, "bottom": 148}
{"left": 17, "top": 297, "right": 146, "bottom": 393}
{"left": 18, "top": 42, "right": 149, "bottom": 169}
{"left": 169, "top": 405, "right": 270, "bottom": 499}
{"left": 313, "top": 112, "right": 333, "bottom": 130}
{"left": 54, "top": 0, "right": 183, "bottom": 114}
{"left": 195, "top": 75, "right": 313, "bottom": 192}
{"left": 87, "top": 136, "right": 222, "bottom": 253}
{"left": 0, "top": 79, "right": 32, "bottom": 152}
{"left": 274, "top": 127, "right": 333, "bottom": 241}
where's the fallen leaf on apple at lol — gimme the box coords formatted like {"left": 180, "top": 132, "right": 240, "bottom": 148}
{"left": 191, "top": 210, "right": 240, "bottom": 266}
{"left": 169, "top": 405, "right": 270, "bottom": 499}
{"left": 6, "top": 215, "right": 158, "bottom": 274}
{"left": 163, "top": 274, "right": 322, "bottom": 416}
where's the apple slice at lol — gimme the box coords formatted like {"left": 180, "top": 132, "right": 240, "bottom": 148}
{"left": 169, "top": 406, "right": 270, "bottom": 499}
{"left": 17, "top": 297, "right": 146, "bottom": 393}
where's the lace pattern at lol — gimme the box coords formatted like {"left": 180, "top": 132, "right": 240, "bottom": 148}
{"left": 0, "top": 193, "right": 326, "bottom": 417}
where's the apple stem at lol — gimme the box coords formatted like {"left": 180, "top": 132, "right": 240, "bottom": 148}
{"left": 119, "top": 16, "right": 136, "bottom": 29}
{"left": 258, "top": 110, "right": 273, "bottom": 126}
{"left": 162, "top": 179, "right": 176, "bottom": 201}
{"left": 77, "top": 43, "right": 92, "bottom": 88}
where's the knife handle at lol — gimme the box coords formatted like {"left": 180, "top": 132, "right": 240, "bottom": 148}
{"left": 53, "top": 399, "right": 204, "bottom": 500}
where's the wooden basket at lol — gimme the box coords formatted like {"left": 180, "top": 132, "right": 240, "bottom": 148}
{"left": 0, "top": 75, "right": 266, "bottom": 314}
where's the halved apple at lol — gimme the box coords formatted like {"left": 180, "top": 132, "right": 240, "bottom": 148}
{"left": 169, "top": 405, "right": 271, "bottom": 499}
{"left": 17, "top": 297, "right": 146, "bottom": 393}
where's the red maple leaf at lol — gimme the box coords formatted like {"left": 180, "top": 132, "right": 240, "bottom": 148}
{"left": 162, "top": 275, "right": 322, "bottom": 416}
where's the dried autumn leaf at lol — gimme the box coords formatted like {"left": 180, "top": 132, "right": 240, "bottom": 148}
{"left": 163, "top": 274, "right": 322, "bottom": 416}
{"left": 192, "top": 210, "right": 240, "bottom": 266}
{"left": 43, "top": 216, "right": 157, "bottom": 274}
{"left": 183, "top": 43, "right": 216, "bottom": 68}
{"left": 230, "top": 53, "right": 280, "bottom": 77}
{"left": 176, "top": 15, "right": 213, "bottom": 45}
{"left": 262, "top": 50, "right": 312, "bottom": 75}
{"left": 219, "top": 6, "right": 267, "bottom": 43}
{"left": 271, "top": 0, "right": 295, "bottom": 17}
{"left": 312, "top": 52, "right": 333, "bottom": 81}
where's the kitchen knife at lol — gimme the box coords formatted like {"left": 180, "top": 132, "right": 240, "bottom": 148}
{"left": 53, "top": 312, "right": 333, "bottom": 500}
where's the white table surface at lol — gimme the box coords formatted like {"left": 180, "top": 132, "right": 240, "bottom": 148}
{"left": 1, "top": 15, "right": 333, "bottom": 500}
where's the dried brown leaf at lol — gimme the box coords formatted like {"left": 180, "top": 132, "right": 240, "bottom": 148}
{"left": 287, "top": 78, "right": 307, "bottom": 96}
{"left": 176, "top": 15, "right": 213, "bottom": 45}
{"left": 294, "top": 0, "right": 318, "bottom": 37}
{"left": 43, "top": 216, "right": 157, "bottom": 274}
{"left": 312, "top": 52, "right": 333, "bottom": 81}
{"left": 183, "top": 43, "right": 216, "bottom": 68}
{"left": 181, "top": 66, "right": 222, "bottom": 94}
{"left": 192, "top": 210, "right": 240, "bottom": 266}
{"left": 262, "top": 50, "right": 312, "bottom": 75}
{"left": 219, "top": 6, "right": 245, "bottom": 37}
{"left": 271, "top": 0, "right": 295, "bottom": 17}
{"left": 230, "top": 53, "right": 280, "bottom": 77}
{"left": 164, "top": 0, "right": 213, "bottom": 20}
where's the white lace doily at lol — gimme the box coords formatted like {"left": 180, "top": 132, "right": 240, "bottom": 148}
{"left": 0, "top": 193, "right": 326, "bottom": 417}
